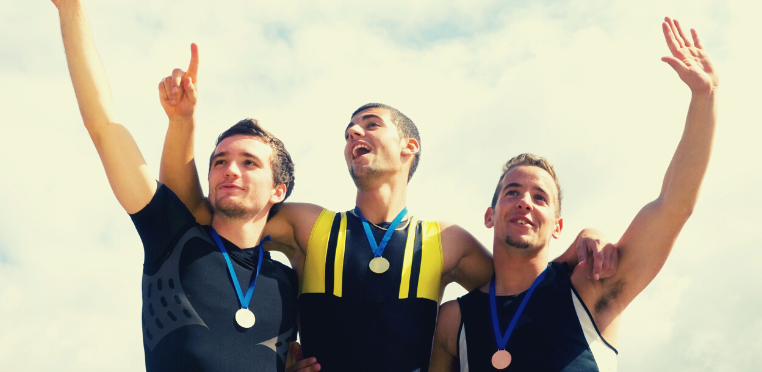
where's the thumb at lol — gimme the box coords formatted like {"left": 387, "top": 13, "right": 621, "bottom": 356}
{"left": 661, "top": 56, "right": 688, "bottom": 75}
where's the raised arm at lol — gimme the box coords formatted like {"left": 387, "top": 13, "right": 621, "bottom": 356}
{"left": 53, "top": 0, "right": 156, "bottom": 213}
{"left": 157, "top": 46, "right": 213, "bottom": 224}
{"left": 594, "top": 17, "right": 718, "bottom": 315}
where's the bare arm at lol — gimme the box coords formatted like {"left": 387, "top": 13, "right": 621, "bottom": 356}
{"left": 54, "top": 0, "right": 156, "bottom": 213}
{"left": 429, "top": 300, "right": 461, "bottom": 372}
{"left": 593, "top": 17, "right": 719, "bottom": 315}
{"left": 156, "top": 46, "right": 212, "bottom": 224}
{"left": 442, "top": 223, "right": 617, "bottom": 293}
{"left": 440, "top": 222, "right": 494, "bottom": 292}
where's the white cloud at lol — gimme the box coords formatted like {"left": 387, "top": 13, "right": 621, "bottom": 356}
{"left": 2, "top": 0, "right": 760, "bottom": 370}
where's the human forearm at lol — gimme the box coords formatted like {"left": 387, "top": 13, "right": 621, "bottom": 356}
{"left": 54, "top": 0, "right": 156, "bottom": 214}
{"left": 57, "top": 0, "right": 115, "bottom": 131}
{"left": 659, "top": 90, "right": 717, "bottom": 212}
{"left": 159, "top": 117, "right": 211, "bottom": 223}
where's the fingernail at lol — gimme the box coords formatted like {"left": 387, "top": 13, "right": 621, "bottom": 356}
{"left": 170, "top": 100, "right": 177, "bottom": 105}
{"left": 172, "top": 87, "right": 179, "bottom": 93}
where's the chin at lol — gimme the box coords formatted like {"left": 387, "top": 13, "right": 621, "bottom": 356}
{"left": 212, "top": 199, "right": 251, "bottom": 220}
{"left": 504, "top": 235, "right": 545, "bottom": 251}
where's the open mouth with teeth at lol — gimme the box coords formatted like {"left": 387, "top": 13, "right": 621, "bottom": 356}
{"left": 513, "top": 218, "right": 532, "bottom": 226}
{"left": 352, "top": 144, "right": 371, "bottom": 159}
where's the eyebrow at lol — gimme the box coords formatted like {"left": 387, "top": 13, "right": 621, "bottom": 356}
{"left": 211, "top": 151, "right": 262, "bottom": 163}
{"left": 345, "top": 114, "right": 384, "bottom": 132}
{"left": 503, "top": 182, "right": 549, "bottom": 196}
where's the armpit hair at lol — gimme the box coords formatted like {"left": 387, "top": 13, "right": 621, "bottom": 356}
{"left": 595, "top": 279, "right": 625, "bottom": 313}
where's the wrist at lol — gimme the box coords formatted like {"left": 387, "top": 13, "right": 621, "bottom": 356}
{"left": 168, "top": 116, "right": 195, "bottom": 127}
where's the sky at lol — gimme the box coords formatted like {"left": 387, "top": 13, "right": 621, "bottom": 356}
{"left": 1, "top": 0, "right": 761, "bottom": 370}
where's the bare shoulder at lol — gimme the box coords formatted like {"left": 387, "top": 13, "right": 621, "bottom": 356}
{"left": 264, "top": 202, "right": 324, "bottom": 252}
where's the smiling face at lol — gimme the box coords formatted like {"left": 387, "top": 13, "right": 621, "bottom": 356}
{"left": 207, "top": 134, "right": 285, "bottom": 221}
{"left": 485, "top": 165, "right": 563, "bottom": 253}
{"left": 344, "top": 107, "right": 416, "bottom": 188}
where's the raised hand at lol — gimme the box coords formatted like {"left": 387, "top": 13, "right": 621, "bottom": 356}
{"left": 158, "top": 43, "right": 199, "bottom": 121}
{"left": 661, "top": 17, "right": 719, "bottom": 94}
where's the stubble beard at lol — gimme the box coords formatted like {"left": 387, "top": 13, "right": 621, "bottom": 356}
{"left": 504, "top": 234, "right": 546, "bottom": 251}
{"left": 349, "top": 160, "right": 391, "bottom": 189}
{"left": 210, "top": 191, "right": 258, "bottom": 221}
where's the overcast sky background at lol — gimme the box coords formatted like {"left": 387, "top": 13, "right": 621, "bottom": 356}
{"left": 1, "top": 0, "right": 761, "bottom": 370}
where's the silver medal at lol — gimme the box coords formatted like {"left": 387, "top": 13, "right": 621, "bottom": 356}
{"left": 235, "top": 308, "right": 256, "bottom": 328}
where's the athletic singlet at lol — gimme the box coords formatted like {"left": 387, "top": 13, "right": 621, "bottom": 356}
{"left": 298, "top": 209, "right": 443, "bottom": 372}
{"left": 456, "top": 262, "right": 617, "bottom": 372}
{"left": 131, "top": 184, "right": 298, "bottom": 372}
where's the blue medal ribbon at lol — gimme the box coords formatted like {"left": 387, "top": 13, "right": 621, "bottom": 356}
{"left": 354, "top": 206, "right": 408, "bottom": 258}
{"left": 210, "top": 229, "right": 269, "bottom": 310}
{"left": 490, "top": 266, "right": 548, "bottom": 352}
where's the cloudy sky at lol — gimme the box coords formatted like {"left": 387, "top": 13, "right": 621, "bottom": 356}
{"left": 2, "top": 0, "right": 761, "bottom": 370}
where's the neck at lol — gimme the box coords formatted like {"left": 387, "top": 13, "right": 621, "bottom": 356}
{"left": 490, "top": 242, "right": 550, "bottom": 295}
{"left": 211, "top": 211, "right": 269, "bottom": 249}
{"left": 354, "top": 176, "right": 408, "bottom": 224}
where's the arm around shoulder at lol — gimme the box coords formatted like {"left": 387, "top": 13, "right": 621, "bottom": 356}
{"left": 440, "top": 221, "right": 493, "bottom": 292}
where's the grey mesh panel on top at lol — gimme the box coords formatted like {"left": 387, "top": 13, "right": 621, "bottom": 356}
{"left": 258, "top": 325, "right": 295, "bottom": 364}
{"left": 142, "top": 227, "right": 209, "bottom": 351}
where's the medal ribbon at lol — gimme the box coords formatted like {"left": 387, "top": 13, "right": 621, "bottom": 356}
{"left": 490, "top": 267, "right": 548, "bottom": 351}
{"left": 354, "top": 206, "right": 408, "bottom": 258}
{"left": 210, "top": 229, "right": 269, "bottom": 309}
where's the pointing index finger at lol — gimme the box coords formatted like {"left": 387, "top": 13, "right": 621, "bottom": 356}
{"left": 187, "top": 43, "right": 199, "bottom": 81}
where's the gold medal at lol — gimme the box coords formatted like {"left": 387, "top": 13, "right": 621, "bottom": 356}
{"left": 491, "top": 350, "right": 511, "bottom": 369}
{"left": 235, "top": 308, "right": 256, "bottom": 328}
{"left": 368, "top": 257, "right": 390, "bottom": 274}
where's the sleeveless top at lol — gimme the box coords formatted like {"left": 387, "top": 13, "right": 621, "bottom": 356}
{"left": 457, "top": 262, "right": 617, "bottom": 372}
{"left": 298, "top": 209, "right": 443, "bottom": 372}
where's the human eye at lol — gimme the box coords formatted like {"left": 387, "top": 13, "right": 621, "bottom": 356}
{"left": 213, "top": 159, "right": 225, "bottom": 166}
{"left": 505, "top": 190, "right": 518, "bottom": 196}
{"left": 534, "top": 194, "right": 547, "bottom": 202}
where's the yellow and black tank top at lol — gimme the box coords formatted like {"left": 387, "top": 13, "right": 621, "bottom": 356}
{"left": 298, "top": 209, "right": 443, "bottom": 372}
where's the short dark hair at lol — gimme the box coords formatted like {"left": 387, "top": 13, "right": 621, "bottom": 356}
{"left": 351, "top": 103, "right": 421, "bottom": 182}
{"left": 491, "top": 153, "right": 562, "bottom": 218}
{"left": 210, "top": 118, "right": 295, "bottom": 219}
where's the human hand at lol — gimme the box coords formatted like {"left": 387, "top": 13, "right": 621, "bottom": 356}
{"left": 158, "top": 43, "right": 199, "bottom": 121}
{"left": 575, "top": 229, "right": 618, "bottom": 280}
{"left": 286, "top": 342, "right": 321, "bottom": 372}
{"left": 661, "top": 17, "right": 719, "bottom": 94}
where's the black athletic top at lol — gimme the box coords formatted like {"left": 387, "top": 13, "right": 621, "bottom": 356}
{"left": 131, "top": 183, "right": 298, "bottom": 372}
{"left": 456, "top": 262, "right": 618, "bottom": 372}
{"left": 298, "top": 209, "right": 443, "bottom": 372}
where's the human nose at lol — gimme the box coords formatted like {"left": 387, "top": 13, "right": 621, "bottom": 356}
{"left": 224, "top": 161, "right": 241, "bottom": 177}
{"left": 515, "top": 193, "right": 532, "bottom": 211}
{"left": 346, "top": 124, "right": 364, "bottom": 141}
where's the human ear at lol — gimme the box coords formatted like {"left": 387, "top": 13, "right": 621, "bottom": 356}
{"left": 484, "top": 207, "right": 495, "bottom": 228}
{"left": 552, "top": 217, "right": 563, "bottom": 239}
{"left": 401, "top": 138, "right": 419, "bottom": 156}
{"left": 270, "top": 183, "right": 287, "bottom": 204}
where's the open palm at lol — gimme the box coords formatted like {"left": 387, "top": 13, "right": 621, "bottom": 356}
{"left": 662, "top": 17, "right": 719, "bottom": 94}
